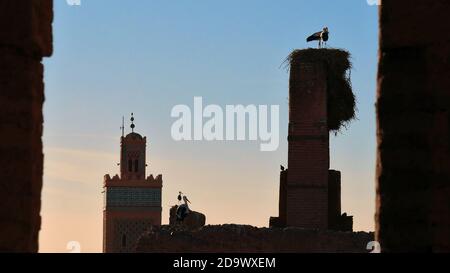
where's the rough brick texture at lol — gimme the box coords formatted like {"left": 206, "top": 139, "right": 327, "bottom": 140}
{"left": 0, "top": 0, "right": 53, "bottom": 252}
{"left": 287, "top": 60, "right": 329, "bottom": 229}
{"left": 136, "top": 225, "right": 373, "bottom": 253}
{"left": 377, "top": 0, "right": 450, "bottom": 252}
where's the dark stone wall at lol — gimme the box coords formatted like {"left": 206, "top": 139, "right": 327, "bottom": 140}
{"left": 0, "top": 0, "right": 53, "bottom": 252}
{"left": 136, "top": 225, "right": 373, "bottom": 253}
{"left": 377, "top": 1, "right": 450, "bottom": 252}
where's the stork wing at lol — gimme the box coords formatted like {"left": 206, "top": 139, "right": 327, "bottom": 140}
{"left": 307, "top": 31, "right": 322, "bottom": 42}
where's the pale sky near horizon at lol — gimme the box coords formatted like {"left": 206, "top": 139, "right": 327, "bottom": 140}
{"left": 40, "top": 0, "right": 379, "bottom": 253}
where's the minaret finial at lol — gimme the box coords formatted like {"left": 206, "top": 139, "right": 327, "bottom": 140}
{"left": 130, "top": 113, "right": 135, "bottom": 133}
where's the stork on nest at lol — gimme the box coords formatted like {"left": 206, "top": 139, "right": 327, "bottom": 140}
{"left": 307, "top": 27, "right": 329, "bottom": 48}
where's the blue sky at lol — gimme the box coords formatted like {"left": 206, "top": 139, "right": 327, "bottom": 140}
{"left": 41, "top": 0, "right": 378, "bottom": 252}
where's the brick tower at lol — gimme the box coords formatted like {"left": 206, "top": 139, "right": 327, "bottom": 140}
{"left": 103, "top": 114, "right": 162, "bottom": 253}
{"left": 270, "top": 49, "right": 354, "bottom": 231}
{"left": 286, "top": 59, "right": 329, "bottom": 229}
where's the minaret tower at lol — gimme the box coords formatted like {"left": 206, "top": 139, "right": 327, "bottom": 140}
{"left": 103, "top": 114, "right": 163, "bottom": 253}
{"left": 120, "top": 113, "right": 147, "bottom": 180}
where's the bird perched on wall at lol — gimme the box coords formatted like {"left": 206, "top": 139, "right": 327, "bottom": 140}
{"left": 306, "top": 27, "right": 329, "bottom": 48}
{"left": 280, "top": 165, "right": 285, "bottom": 171}
{"left": 176, "top": 193, "right": 192, "bottom": 221}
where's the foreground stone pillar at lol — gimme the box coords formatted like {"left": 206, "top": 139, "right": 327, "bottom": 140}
{"left": 376, "top": 0, "right": 450, "bottom": 252}
{"left": 0, "top": 0, "right": 53, "bottom": 252}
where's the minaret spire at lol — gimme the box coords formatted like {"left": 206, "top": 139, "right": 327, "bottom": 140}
{"left": 130, "top": 113, "right": 135, "bottom": 133}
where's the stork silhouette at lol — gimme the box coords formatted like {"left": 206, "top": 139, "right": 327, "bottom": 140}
{"left": 307, "top": 27, "right": 329, "bottom": 48}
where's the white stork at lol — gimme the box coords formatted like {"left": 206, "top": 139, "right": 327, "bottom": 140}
{"left": 307, "top": 27, "right": 329, "bottom": 48}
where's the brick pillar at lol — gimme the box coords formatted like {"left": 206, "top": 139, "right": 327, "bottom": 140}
{"left": 278, "top": 170, "right": 287, "bottom": 226}
{"left": 286, "top": 57, "right": 329, "bottom": 229}
{"left": 328, "top": 170, "right": 341, "bottom": 230}
{"left": 377, "top": 1, "right": 450, "bottom": 252}
{"left": 0, "top": 0, "right": 53, "bottom": 252}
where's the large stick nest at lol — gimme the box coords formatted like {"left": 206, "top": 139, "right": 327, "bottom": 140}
{"left": 284, "top": 48, "right": 356, "bottom": 133}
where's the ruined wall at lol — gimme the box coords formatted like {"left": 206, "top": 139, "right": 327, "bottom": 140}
{"left": 0, "top": 0, "right": 53, "bottom": 252}
{"left": 136, "top": 225, "right": 373, "bottom": 253}
{"left": 377, "top": 0, "right": 450, "bottom": 252}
